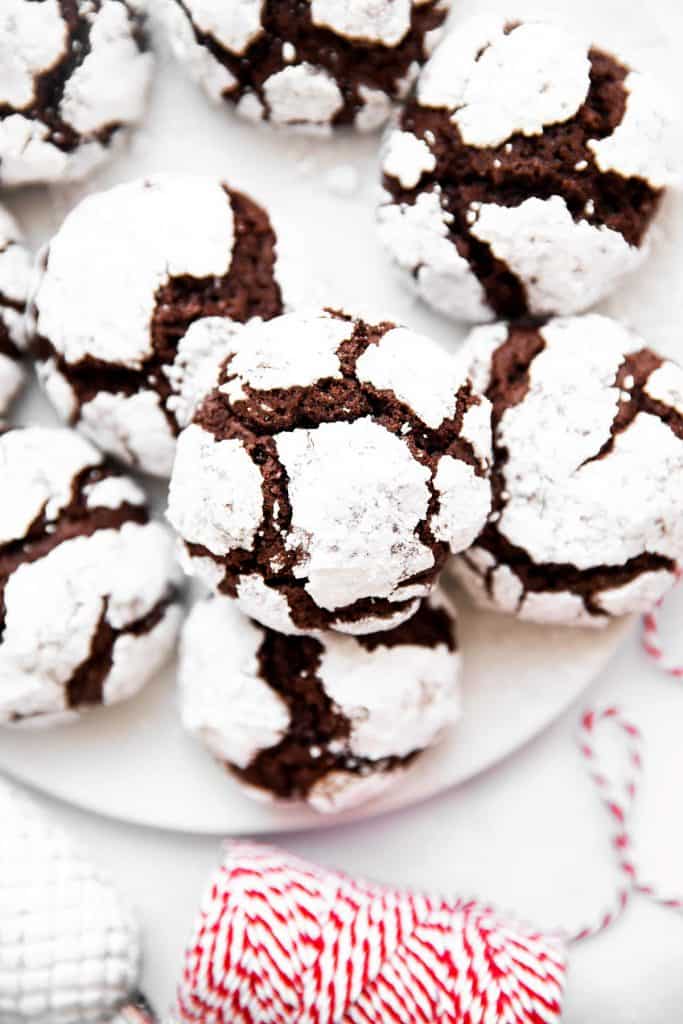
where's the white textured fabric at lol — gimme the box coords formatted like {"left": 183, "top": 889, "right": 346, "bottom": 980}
{"left": 0, "top": 778, "right": 141, "bottom": 1023}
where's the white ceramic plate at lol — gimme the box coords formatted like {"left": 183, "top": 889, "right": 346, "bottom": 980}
{"left": 0, "top": 0, "right": 674, "bottom": 834}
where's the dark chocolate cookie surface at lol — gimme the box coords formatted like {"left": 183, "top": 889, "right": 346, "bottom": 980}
{"left": 31, "top": 175, "right": 287, "bottom": 477}
{"left": 164, "top": 0, "right": 450, "bottom": 133}
{"left": 0, "top": 427, "right": 181, "bottom": 725}
{"left": 453, "top": 314, "right": 683, "bottom": 626}
{"left": 167, "top": 309, "right": 492, "bottom": 635}
{"left": 179, "top": 590, "right": 461, "bottom": 811}
{"left": 379, "top": 16, "right": 674, "bottom": 322}
{"left": 0, "top": 0, "right": 152, "bottom": 186}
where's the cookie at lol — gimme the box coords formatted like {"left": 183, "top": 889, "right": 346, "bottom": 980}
{"left": 378, "top": 16, "right": 674, "bottom": 323}
{"left": 167, "top": 309, "right": 492, "bottom": 635}
{"left": 31, "top": 175, "right": 288, "bottom": 477}
{"left": 452, "top": 314, "right": 683, "bottom": 626}
{"left": 163, "top": 0, "right": 450, "bottom": 134}
{"left": 0, "top": 427, "right": 182, "bottom": 725}
{"left": 179, "top": 590, "right": 461, "bottom": 812}
{"left": 0, "top": 205, "right": 32, "bottom": 417}
{"left": 0, "top": 0, "right": 153, "bottom": 187}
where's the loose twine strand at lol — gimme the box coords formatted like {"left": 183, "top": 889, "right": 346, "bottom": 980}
{"left": 642, "top": 571, "right": 683, "bottom": 679}
{"left": 569, "top": 704, "right": 683, "bottom": 944}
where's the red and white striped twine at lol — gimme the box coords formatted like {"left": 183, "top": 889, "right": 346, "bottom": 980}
{"left": 570, "top": 705, "right": 683, "bottom": 945}
{"left": 642, "top": 571, "right": 683, "bottom": 679}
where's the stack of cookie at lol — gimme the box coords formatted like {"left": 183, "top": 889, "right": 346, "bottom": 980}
{"left": 1, "top": 0, "right": 682, "bottom": 818}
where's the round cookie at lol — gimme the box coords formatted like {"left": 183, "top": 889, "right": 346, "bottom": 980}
{"left": 179, "top": 590, "right": 461, "bottom": 812}
{"left": 0, "top": 427, "right": 182, "bottom": 726}
{"left": 0, "top": 0, "right": 153, "bottom": 187}
{"left": 30, "top": 175, "right": 288, "bottom": 477}
{"left": 167, "top": 309, "right": 492, "bottom": 635}
{"left": 0, "top": 205, "right": 33, "bottom": 417}
{"left": 163, "top": 0, "right": 450, "bottom": 134}
{"left": 378, "top": 16, "right": 674, "bottom": 323}
{"left": 452, "top": 314, "right": 683, "bottom": 627}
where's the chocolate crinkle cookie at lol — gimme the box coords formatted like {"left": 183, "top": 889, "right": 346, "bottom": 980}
{"left": 179, "top": 590, "right": 461, "bottom": 812}
{"left": 0, "top": 205, "right": 32, "bottom": 417}
{"left": 163, "top": 0, "right": 451, "bottom": 134}
{"left": 0, "top": 0, "right": 153, "bottom": 187}
{"left": 453, "top": 314, "right": 683, "bottom": 627}
{"left": 378, "top": 15, "right": 675, "bottom": 323}
{"left": 30, "top": 175, "right": 288, "bottom": 477}
{"left": 0, "top": 427, "right": 182, "bottom": 726}
{"left": 167, "top": 309, "right": 493, "bottom": 636}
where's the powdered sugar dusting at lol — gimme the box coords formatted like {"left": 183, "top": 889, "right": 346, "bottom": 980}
{"left": 470, "top": 195, "right": 643, "bottom": 317}
{"left": 221, "top": 310, "right": 349, "bottom": 396}
{"left": 276, "top": 418, "right": 435, "bottom": 611}
{"left": 262, "top": 63, "right": 343, "bottom": 132}
{"left": 382, "top": 130, "right": 436, "bottom": 189}
{"left": 179, "top": 598, "right": 290, "bottom": 768}
{"left": 78, "top": 390, "right": 177, "bottom": 476}
{"left": 181, "top": 0, "right": 264, "bottom": 55}
{"left": 356, "top": 326, "right": 464, "bottom": 428}
{"left": 455, "top": 315, "right": 683, "bottom": 625}
{"left": 0, "top": 428, "right": 102, "bottom": 545}
{"left": 310, "top": 0, "right": 412, "bottom": 47}
{"left": 431, "top": 457, "right": 492, "bottom": 552}
{"left": 417, "top": 17, "right": 590, "bottom": 147}
{"left": 0, "top": 0, "right": 151, "bottom": 186}
{"left": 1, "top": 523, "right": 180, "bottom": 723}
{"left": 318, "top": 600, "right": 461, "bottom": 761}
{"left": 35, "top": 176, "right": 235, "bottom": 368}
{"left": 168, "top": 424, "right": 264, "bottom": 558}
{"left": 588, "top": 70, "right": 677, "bottom": 189}
{"left": 0, "top": 0, "right": 67, "bottom": 109}
{"left": 377, "top": 190, "right": 490, "bottom": 321}
{"left": 59, "top": 0, "right": 152, "bottom": 134}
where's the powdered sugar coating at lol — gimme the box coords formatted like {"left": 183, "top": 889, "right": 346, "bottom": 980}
{"left": 377, "top": 189, "right": 491, "bottom": 321}
{"left": 161, "top": 0, "right": 237, "bottom": 101}
{"left": 418, "top": 18, "right": 591, "bottom": 148}
{"left": 35, "top": 176, "right": 235, "bottom": 367}
{"left": 179, "top": 590, "right": 461, "bottom": 811}
{"left": 277, "top": 418, "right": 436, "bottom": 611}
{"left": 453, "top": 315, "right": 683, "bottom": 626}
{"left": 220, "top": 311, "right": 349, "bottom": 399}
{"left": 168, "top": 424, "right": 264, "bottom": 558}
{"left": 0, "top": 428, "right": 181, "bottom": 726}
{"left": 33, "top": 175, "right": 286, "bottom": 476}
{"left": 179, "top": 598, "right": 290, "bottom": 769}
{"left": 184, "top": 0, "right": 264, "bottom": 54}
{"left": 164, "top": 0, "right": 450, "bottom": 134}
{"left": 470, "top": 195, "right": 643, "bottom": 319}
{"left": 169, "top": 309, "right": 492, "bottom": 635}
{"left": 310, "top": 0, "right": 412, "bottom": 46}
{"left": 356, "top": 327, "right": 461, "bottom": 428}
{"left": 0, "top": 204, "right": 32, "bottom": 415}
{"left": 379, "top": 17, "right": 671, "bottom": 323}
{"left": 0, "top": 0, "right": 152, "bottom": 187}
{"left": 262, "top": 63, "right": 344, "bottom": 131}
{"left": 382, "top": 130, "right": 436, "bottom": 189}
{"left": 588, "top": 71, "right": 677, "bottom": 189}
